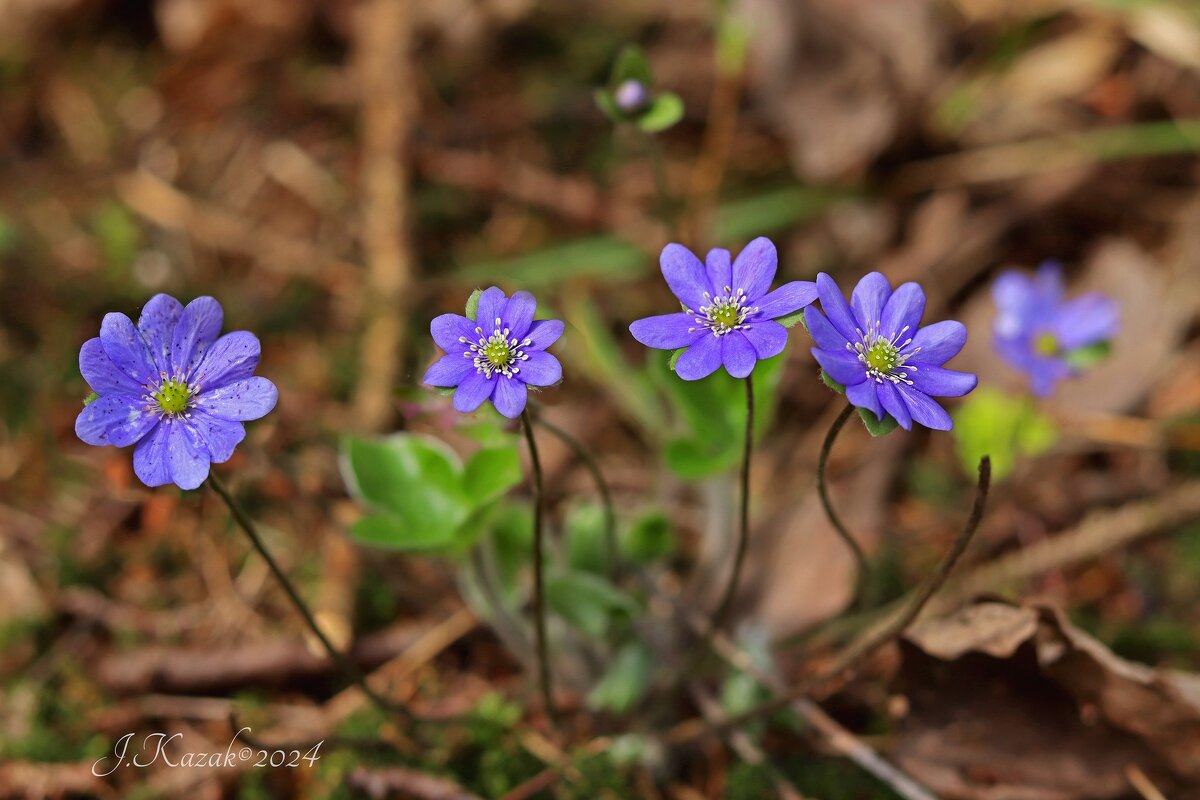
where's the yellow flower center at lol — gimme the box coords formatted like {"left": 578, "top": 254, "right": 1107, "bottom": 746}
{"left": 1033, "top": 331, "right": 1059, "bottom": 357}
{"left": 153, "top": 377, "right": 192, "bottom": 416}
{"left": 463, "top": 318, "right": 531, "bottom": 379}
{"left": 865, "top": 341, "right": 899, "bottom": 374}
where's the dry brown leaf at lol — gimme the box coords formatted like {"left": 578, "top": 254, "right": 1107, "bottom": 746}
{"left": 894, "top": 600, "right": 1200, "bottom": 800}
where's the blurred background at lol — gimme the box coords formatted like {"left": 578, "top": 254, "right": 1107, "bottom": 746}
{"left": 2, "top": 0, "right": 1200, "bottom": 797}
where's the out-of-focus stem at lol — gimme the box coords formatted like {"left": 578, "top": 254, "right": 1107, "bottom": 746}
{"left": 710, "top": 374, "right": 754, "bottom": 631}
{"left": 532, "top": 414, "right": 619, "bottom": 578}
{"left": 520, "top": 411, "right": 556, "bottom": 725}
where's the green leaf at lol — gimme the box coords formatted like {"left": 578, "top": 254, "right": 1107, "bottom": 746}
{"left": 622, "top": 509, "right": 674, "bottom": 565}
{"left": 636, "top": 92, "right": 683, "bottom": 133}
{"left": 664, "top": 437, "right": 739, "bottom": 481}
{"left": 340, "top": 434, "right": 469, "bottom": 551}
{"left": 820, "top": 370, "right": 846, "bottom": 394}
{"left": 349, "top": 514, "right": 457, "bottom": 552}
{"left": 594, "top": 88, "right": 621, "bottom": 123}
{"left": 457, "top": 416, "right": 515, "bottom": 447}
{"left": 487, "top": 502, "right": 534, "bottom": 597}
{"left": 452, "top": 187, "right": 850, "bottom": 291}
{"left": 465, "top": 288, "right": 483, "bottom": 320}
{"left": 82, "top": 392, "right": 99, "bottom": 407}
{"left": 952, "top": 388, "right": 1056, "bottom": 481}
{"left": 546, "top": 571, "right": 639, "bottom": 638}
{"left": 1063, "top": 340, "right": 1112, "bottom": 369}
{"left": 588, "top": 642, "right": 654, "bottom": 714}
{"left": 858, "top": 408, "right": 899, "bottom": 437}
{"left": 565, "top": 504, "right": 608, "bottom": 574}
{"left": 611, "top": 45, "right": 652, "bottom": 85}
{"left": 668, "top": 347, "right": 687, "bottom": 371}
{"left": 775, "top": 309, "right": 806, "bottom": 329}
{"left": 463, "top": 445, "right": 522, "bottom": 506}
{"left": 458, "top": 236, "right": 644, "bottom": 291}
{"left": 562, "top": 295, "right": 664, "bottom": 434}
{"left": 713, "top": 186, "right": 853, "bottom": 243}
{"left": 654, "top": 351, "right": 786, "bottom": 480}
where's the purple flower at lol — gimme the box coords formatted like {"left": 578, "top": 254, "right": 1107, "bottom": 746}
{"left": 423, "top": 287, "right": 563, "bottom": 419}
{"left": 806, "top": 272, "right": 977, "bottom": 431}
{"left": 629, "top": 238, "right": 818, "bottom": 380}
{"left": 615, "top": 79, "right": 650, "bottom": 112}
{"left": 76, "top": 294, "right": 278, "bottom": 490}
{"left": 992, "top": 261, "right": 1119, "bottom": 396}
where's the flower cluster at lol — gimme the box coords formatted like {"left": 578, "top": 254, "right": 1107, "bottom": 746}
{"left": 992, "top": 261, "right": 1119, "bottom": 396}
{"left": 76, "top": 294, "right": 277, "bottom": 490}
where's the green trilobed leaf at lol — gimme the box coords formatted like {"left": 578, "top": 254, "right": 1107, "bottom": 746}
{"left": 349, "top": 514, "right": 456, "bottom": 552}
{"left": 462, "top": 444, "right": 522, "bottom": 507}
{"left": 340, "top": 434, "right": 469, "bottom": 551}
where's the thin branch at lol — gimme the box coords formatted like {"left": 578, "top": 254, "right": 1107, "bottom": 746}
{"left": 688, "top": 685, "right": 812, "bottom": 800}
{"left": 643, "top": 570, "right": 940, "bottom": 800}
{"left": 671, "top": 455, "right": 992, "bottom": 738}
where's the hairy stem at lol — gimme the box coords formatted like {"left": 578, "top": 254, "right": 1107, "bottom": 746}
{"left": 532, "top": 413, "right": 619, "bottom": 577}
{"left": 206, "top": 472, "right": 412, "bottom": 724}
{"left": 818, "top": 404, "right": 870, "bottom": 586}
{"left": 710, "top": 374, "right": 754, "bottom": 631}
{"left": 520, "top": 410, "right": 556, "bottom": 724}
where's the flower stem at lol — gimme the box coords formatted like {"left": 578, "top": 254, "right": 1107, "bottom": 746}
{"left": 206, "top": 472, "right": 411, "bottom": 724}
{"left": 519, "top": 410, "right": 556, "bottom": 725}
{"left": 817, "top": 404, "right": 870, "bottom": 588}
{"left": 532, "top": 413, "right": 619, "bottom": 578}
{"left": 710, "top": 374, "right": 754, "bottom": 632}
{"left": 666, "top": 455, "right": 992, "bottom": 743}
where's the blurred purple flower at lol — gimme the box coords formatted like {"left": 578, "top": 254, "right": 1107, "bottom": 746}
{"left": 424, "top": 287, "right": 563, "bottom": 419}
{"left": 630, "top": 238, "right": 817, "bottom": 381}
{"left": 993, "top": 261, "right": 1119, "bottom": 396}
{"left": 806, "top": 272, "right": 977, "bottom": 431}
{"left": 76, "top": 294, "right": 277, "bottom": 490}
{"left": 614, "top": 79, "right": 650, "bottom": 112}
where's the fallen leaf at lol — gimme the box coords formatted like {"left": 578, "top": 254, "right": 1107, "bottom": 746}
{"left": 894, "top": 600, "right": 1200, "bottom": 799}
